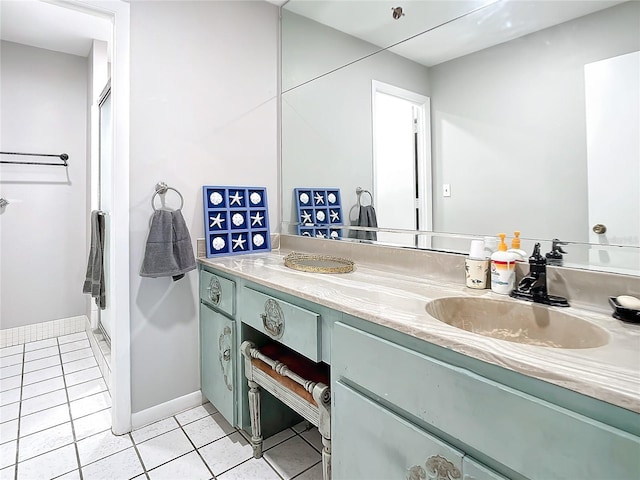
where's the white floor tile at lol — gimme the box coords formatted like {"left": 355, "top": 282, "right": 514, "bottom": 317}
{"left": 0, "top": 354, "right": 22, "bottom": 368}
{"left": 264, "top": 435, "right": 321, "bottom": 480}
{"left": 61, "top": 348, "right": 94, "bottom": 364}
{"left": 18, "top": 422, "right": 74, "bottom": 462}
{"left": 63, "top": 356, "right": 97, "bottom": 375}
{"left": 183, "top": 412, "right": 235, "bottom": 448}
{"left": 66, "top": 378, "right": 107, "bottom": 402}
{"left": 80, "top": 446, "right": 143, "bottom": 480}
{"left": 175, "top": 403, "right": 217, "bottom": 426}
{"left": 20, "top": 403, "right": 70, "bottom": 436}
{"left": 53, "top": 469, "right": 81, "bottom": 480}
{"left": 22, "top": 364, "right": 63, "bottom": 386}
{"left": 0, "top": 364, "right": 22, "bottom": 380}
{"left": 24, "top": 345, "right": 59, "bottom": 362}
{"left": 132, "top": 416, "right": 179, "bottom": 444}
{"left": 0, "top": 465, "right": 15, "bottom": 480}
{"left": 148, "top": 451, "right": 211, "bottom": 480}
{"left": 218, "top": 457, "right": 281, "bottom": 480}
{"left": 0, "top": 388, "right": 20, "bottom": 407}
{"left": 70, "top": 391, "right": 110, "bottom": 419}
{"left": 0, "top": 440, "right": 16, "bottom": 469}
{"left": 136, "top": 428, "right": 194, "bottom": 471}
{"left": 58, "top": 332, "right": 88, "bottom": 345}
{"left": 300, "top": 427, "right": 323, "bottom": 453}
{"left": 21, "top": 376, "right": 65, "bottom": 400}
{"left": 0, "top": 346, "right": 23, "bottom": 358}
{"left": 59, "top": 339, "right": 90, "bottom": 354}
{"left": 16, "top": 443, "right": 78, "bottom": 480}
{"left": 24, "top": 338, "right": 58, "bottom": 352}
{"left": 263, "top": 428, "right": 297, "bottom": 451}
{"left": 293, "top": 462, "right": 323, "bottom": 480}
{"left": 0, "top": 419, "right": 18, "bottom": 444}
{"left": 64, "top": 366, "right": 101, "bottom": 387}
{"left": 0, "top": 402, "right": 19, "bottom": 423}
{"left": 23, "top": 355, "right": 60, "bottom": 373}
{"left": 73, "top": 408, "right": 111, "bottom": 440}
{"left": 199, "top": 431, "right": 253, "bottom": 475}
{"left": 20, "top": 388, "right": 67, "bottom": 416}
{"left": 0, "top": 376, "right": 21, "bottom": 393}
{"left": 76, "top": 429, "right": 132, "bottom": 466}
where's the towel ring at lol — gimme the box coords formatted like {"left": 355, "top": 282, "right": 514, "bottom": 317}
{"left": 356, "top": 187, "right": 373, "bottom": 208}
{"left": 152, "top": 182, "right": 184, "bottom": 211}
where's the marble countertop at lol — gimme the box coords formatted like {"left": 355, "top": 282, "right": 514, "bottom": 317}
{"left": 199, "top": 249, "right": 640, "bottom": 413}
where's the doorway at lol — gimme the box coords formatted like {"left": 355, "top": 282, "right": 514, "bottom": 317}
{"left": 372, "top": 80, "right": 432, "bottom": 247}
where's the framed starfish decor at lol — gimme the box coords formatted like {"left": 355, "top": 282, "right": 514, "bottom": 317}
{"left": 203, "top": 186, "right": 271, "bottom": 257}
{"left": 294, "top": 188, "right": 343, "bottom": 239}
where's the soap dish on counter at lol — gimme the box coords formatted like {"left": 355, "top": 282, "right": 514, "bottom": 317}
{"left": 608, "top": 297, "right": 640, "bottom": 323}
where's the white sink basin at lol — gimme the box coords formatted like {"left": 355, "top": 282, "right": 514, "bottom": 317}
{"left": 426, "top": 297, "right": 609, "bottom": 349}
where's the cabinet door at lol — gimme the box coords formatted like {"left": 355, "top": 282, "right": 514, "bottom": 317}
{"left": 463, "top": 457, "right": 508, "bottom": 480}
{"left": 333, "top": 381, "right": 464, "bottom": 480}
{"left": 200, "top": 303, "right": 235, "bottom": 425}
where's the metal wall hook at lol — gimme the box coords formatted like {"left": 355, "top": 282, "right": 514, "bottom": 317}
{"left": 0, "top": 197, "right": 9, "bottom": 208}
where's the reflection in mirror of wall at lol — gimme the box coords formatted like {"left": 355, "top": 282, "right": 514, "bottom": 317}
{"left": 281, "top": 0, "right": 640, "bottom": 275}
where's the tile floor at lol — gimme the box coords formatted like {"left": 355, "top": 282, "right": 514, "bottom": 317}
{"left": 0, "top": 333, "right": 323, "bottom": 479}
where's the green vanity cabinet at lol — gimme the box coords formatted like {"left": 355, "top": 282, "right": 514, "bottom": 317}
{"left": 199, "top": 267, "right": 237, "bottom": 425}
{"left": 332, "top": 321, "right": 640, "bottom": 480}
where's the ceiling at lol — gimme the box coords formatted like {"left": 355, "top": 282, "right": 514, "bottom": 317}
{"left": 0, "top": 0, "right": 111, "bottom": 57}
{"left": 283, "top": 0, "right": 627, "bottom": 66}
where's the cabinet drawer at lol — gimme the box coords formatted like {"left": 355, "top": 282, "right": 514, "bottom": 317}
{"left": 333, "top": 322, "right": 640, "bottom": 479}
{"left": 333, "top": 380, "right": 464, "bottom": 480}
{"left": 200, "top": 268, "right": 235, "bottom": 316}
{"left": 241, "top": 287, "right": 321, "bottom": 361}
{"left": 200, "top": 303, "right": 235, "bottom": 425}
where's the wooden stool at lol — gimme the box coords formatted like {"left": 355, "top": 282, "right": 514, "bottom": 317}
{"left": 240, "top": 341, "right": 331, "bottom": 480}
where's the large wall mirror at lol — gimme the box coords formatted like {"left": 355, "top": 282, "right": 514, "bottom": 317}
{"left": 281, "top": 0, "right": 640, "bottom": 275}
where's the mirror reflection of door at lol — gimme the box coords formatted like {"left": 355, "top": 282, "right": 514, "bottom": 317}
{"left": 98, "top": 84, "right": 112, "bottom": 344}
{"left": 585, "top": 51, "right": 640, "bottom": 274}
{"left": 372, "top": 81, "right": 432, "bottom": 247}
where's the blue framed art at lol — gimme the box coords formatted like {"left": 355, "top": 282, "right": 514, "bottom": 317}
{"left": 294, "top": 188, "right": 343, "bottom": 239}
{"left": 203, "top": 186, "right": 270, "bottom": 257}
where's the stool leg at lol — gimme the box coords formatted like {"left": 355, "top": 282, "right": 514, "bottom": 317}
{"left": 321, "top": 435, "right": 331, "bottom": 480}
{"left": 247, "top": 379, "right": 263, "bottom": 458}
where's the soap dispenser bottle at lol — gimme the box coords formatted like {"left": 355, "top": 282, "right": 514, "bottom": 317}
{"left": 490, "top": 233, "right": 518, "bottom": 294}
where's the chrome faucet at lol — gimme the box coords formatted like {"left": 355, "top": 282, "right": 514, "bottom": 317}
{"left": 510, "top": 243, "right": 570, "bottom": 307}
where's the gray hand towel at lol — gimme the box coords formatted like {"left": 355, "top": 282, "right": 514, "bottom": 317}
{"left": 140, "top": 209, "right": 196, "bottom": 281}
{"left": 83, "top": 211, "right": 106, "bottom": 309}
{"left": 355, "top": 205, "right": 378, "bottom": 241}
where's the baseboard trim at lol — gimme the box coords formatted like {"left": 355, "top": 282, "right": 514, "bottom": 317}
{"left": 131, "top": 390, "right": 204, "bottom": 430}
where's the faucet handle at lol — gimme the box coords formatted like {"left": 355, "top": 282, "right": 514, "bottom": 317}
{"left": 529, "top": 243, "right": 545, "bottom": 264}
{"left": 546, "top": 238, "right": 568, "bottom": 264}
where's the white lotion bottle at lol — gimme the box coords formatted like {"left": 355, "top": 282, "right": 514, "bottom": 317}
{"left": 490, "top": 233, "right": 518, "bottom": 294}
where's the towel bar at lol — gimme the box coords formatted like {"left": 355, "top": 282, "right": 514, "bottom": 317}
{"left": 152, "top": 182, "right": 184, "bottom": 211}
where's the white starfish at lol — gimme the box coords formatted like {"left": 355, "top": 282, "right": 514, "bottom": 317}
{"left": 300, "top": 211, "right": 312, "bottom": 224}
{"left": 209, "top": 213, "right": 225, "bottom": 229}
{"left": 251, "top": 211, "right": 264, "bottom": 227}
{"left": 330, "top": 210, "right": 340, "bottom": 222}
{"left": 229, "top": 191, "right": 243, "bottom": 206}
{"left": 314, "top": 192, "right": 324, "bottom": 204}
{"left": 232, "top": 234, "right": 246, "bottom": 250}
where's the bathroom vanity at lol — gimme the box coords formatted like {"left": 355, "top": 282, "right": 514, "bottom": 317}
{"left": 198, "top": 239, "right": 640, "bottom": 480}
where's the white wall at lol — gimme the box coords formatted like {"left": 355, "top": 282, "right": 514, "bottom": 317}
{"left": 128, "top": 0, "right": 278, "bottom": 414}
{"left": 0, "top": 41, "right": 88, "bottom": 329}
{"left": 281, "top": 12, "right": 430, "bottom": 228}
{"left": 429, "top": 2, "right": 640, "bottom": 242}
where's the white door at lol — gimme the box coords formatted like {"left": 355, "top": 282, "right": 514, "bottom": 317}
{"left": 585, "top": 51, "right": 640, "bottom": 273}
{"left": 372, "top": 81, "right": 432, "bottom": 247}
